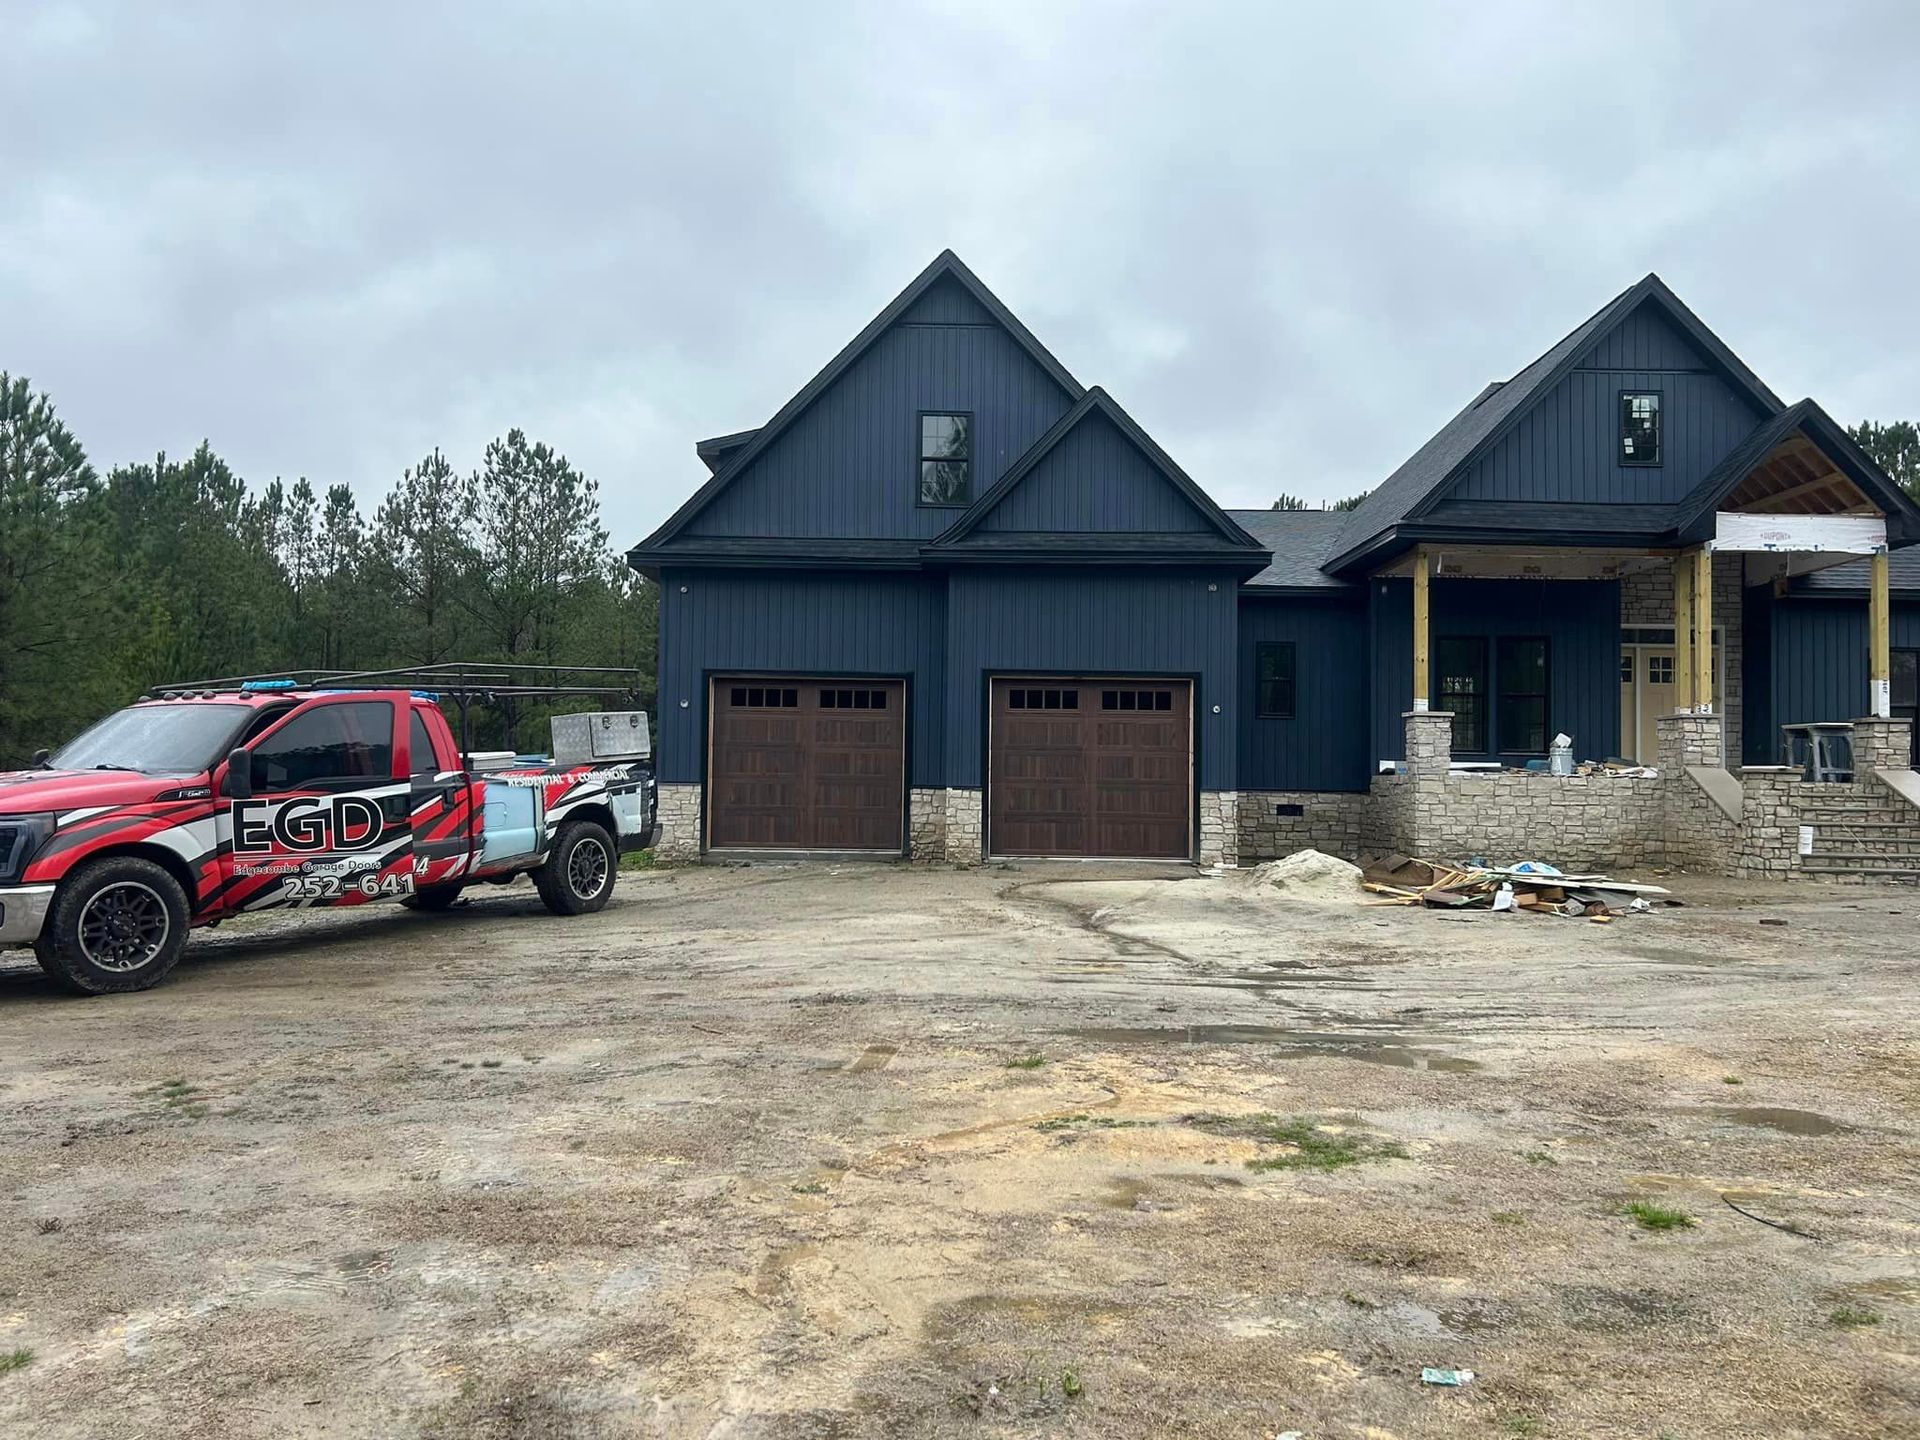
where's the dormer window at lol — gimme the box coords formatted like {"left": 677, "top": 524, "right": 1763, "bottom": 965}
{"left": 1620, "top": 391, "right": 1661, "bottom": 466}
{"left": 918, "top": 412, "right": 972, "bottom": 505}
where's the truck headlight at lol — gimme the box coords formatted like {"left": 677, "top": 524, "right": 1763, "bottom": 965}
{"left": 0, "top": 814, "right": 57, "bottom": 884}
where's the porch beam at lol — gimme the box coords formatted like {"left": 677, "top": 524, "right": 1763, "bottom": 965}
{"left": 1871, "top": 547, "right": 1892, "bottom": 718}
{"left": 1692, "top": 546, "right": 1714, "bottom": 713}
{"left": 1672, "top": 553, "right": 1695, "bottom": 712}
{"left": 1412, "top": 544, "right": 1431, "bottom": 712}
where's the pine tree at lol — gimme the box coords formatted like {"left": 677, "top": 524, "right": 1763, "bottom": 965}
{"left": 0, "top": 374, "right": 103, "bottom": 760}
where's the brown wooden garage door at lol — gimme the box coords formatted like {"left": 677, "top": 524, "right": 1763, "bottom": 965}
{"left": 708, "top": 678, "right": 905, "bottom": 851}
{"left": 988, "top": 678, "right": 1192, "bottom": 859}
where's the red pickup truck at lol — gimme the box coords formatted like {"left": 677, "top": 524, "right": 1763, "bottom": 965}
{"left": 0, "top": 685, "right": 656, "bottom": 995}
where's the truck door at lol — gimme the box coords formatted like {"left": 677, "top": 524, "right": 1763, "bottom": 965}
{"left": 407, "top": 707, "right": 478, "bottom": 890}
{"left": 219, "top": 697, "right": 415, "bottom": 911}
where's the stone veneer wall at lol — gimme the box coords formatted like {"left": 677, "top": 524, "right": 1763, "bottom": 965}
{"left": 1198, "top": 792, "right": 1239, "bottom": 867}
{"left": 908, "top": 787, "right": 947, "bottom": 863}
{"left": 654, "top": 783, "right": 703, "bottom": 863}
{"left": 1237, "top": 791, "right": 1372, "bottom": 862}
{"left": 1657, "top": 713, "right": 1738, "bottom": 873}
{"left": 1736, "top": 769, "right": 1808, "bottom": 878}
{"left": 1854, "top": 717, "right": 1915, "bottom": 776}
{"left": 1365, "top": 771, "right": 1663, "bottom": 870}
{"left": 943, "top": 788, "right": 984, "bottom": 865}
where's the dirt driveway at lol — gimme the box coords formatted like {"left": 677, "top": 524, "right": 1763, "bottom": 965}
{"left": 1, "top": 861, "right": 1916, "bottom": 1438}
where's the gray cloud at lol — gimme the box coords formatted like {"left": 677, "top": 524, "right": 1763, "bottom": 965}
{"left": 5, "top": 0, "right": 1917, "bottom": 541}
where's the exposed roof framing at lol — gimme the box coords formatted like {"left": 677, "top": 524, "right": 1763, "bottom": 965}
{"left": 1670, "top": 399, "right": 1920, "bottom": 546}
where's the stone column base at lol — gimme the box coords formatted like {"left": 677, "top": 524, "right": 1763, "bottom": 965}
{"left": 943, "top": 788, "right": 984, "bottom": 865}
{"left": 1198, "top": 791, "right": 1239, "bottom": 866}
{"left": 1853, "top": 716, "right": 1915, "bottom": 775}
{"left": 908, "top": 787, "right": 947, "bottom": 862}
{"left": 654, "top": 783, "right": 703, "bottom": 862}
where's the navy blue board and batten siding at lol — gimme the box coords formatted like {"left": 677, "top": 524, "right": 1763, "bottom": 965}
{"left": 1238, "top": 594, "right": 1371, "bottom": 792}
{"left": 973, "top": 409, "right": 1218, "bottom": 534}
{"left": 656, "top": 568, "right": 946, "bottom": 788}
{"left": 1450, "top": 307, "right": 1769, "bottom": 508}
{"left": 684, "top": 278, "right": 1075, "bottom": 540}
{"left": 1755, "top": 596, "right": 1920, "bottom": 759}
{"left": 1370, "top": 578, "right": 1622, "bottom": 767}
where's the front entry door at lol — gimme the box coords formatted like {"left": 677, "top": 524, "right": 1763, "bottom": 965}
{"left": 1619, "top": 636, "right": 1723, "bottom": 763}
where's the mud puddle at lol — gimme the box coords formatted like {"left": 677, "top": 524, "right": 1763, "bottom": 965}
{"left": 1693, "top": 1106, "right": 1849, "bottom": 1136}
{"left": 1061, "top": 1025, "right": 1480, "bottom": 1072}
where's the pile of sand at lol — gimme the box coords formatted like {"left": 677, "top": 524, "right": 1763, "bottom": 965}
{"left": 1242, "top": 848, "right": 1364, "bottom": 904}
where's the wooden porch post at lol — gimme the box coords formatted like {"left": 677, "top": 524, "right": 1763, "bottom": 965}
{"left": 1692, "top": 546, "right": 1714, "bottom": 713}
{"left": 1871, "top": 547, "right": 1892, "bottom": 718}
{"left": 1412, "top": 545, "right": 1431, "bottom": 712}
{"left": 1672, "top": 553, "right": 1695, "bottom": 713}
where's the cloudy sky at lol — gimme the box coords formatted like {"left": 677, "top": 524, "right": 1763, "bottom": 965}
{"left": 6, "top": 1, "right": 1917, "bottom": 544}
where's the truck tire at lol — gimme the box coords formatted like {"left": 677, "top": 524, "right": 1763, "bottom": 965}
{"left": 402, "top": 883, "right": 466, "bottom": 912}
{"left": 532, "top": 819, "right": 617, "bottom": 916}
{"left": 34, "top": 855, "right": 191, "bottom": 996}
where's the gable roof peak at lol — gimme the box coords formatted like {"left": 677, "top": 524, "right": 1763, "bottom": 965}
{"left": 633, "top": 249, "right": 1085, "bottom": 552}
{"left": 1326, "top": 270, "right": 1787, "bottom": 573}
{"left": 932, "top": 383, "right": 1263, "bottom": 551}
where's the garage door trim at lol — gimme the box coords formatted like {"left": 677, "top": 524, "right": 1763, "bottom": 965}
{"left": 704, "top": 671, "right": 911, "bottom": 856}
{"left": 983, "top": 671, "right": 1198, "bottom": 862}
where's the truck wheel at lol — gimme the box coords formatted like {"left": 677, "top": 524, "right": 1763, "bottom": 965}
{"left": 532, "top": 820, "right": 617, "bottom": 916}
{"left": 34, "top": 856, "right": 191, "bottom": 996}
{"left": 402, "top": 883, "right": 466, "bottom": 912}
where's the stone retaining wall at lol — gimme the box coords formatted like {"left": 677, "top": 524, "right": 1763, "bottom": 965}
{"left": 1366, "top": 770, "right": 1663, "bottom": 871}
{"left": 1237, "top": 791, "right": 1371, "bottom": 862}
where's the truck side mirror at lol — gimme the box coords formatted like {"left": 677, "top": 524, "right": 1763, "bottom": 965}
{"left": 30, "top": 748, "right": 50, "bottom": 768}
{"left": 226, "top": 747, "right": 254, "bottom": 799}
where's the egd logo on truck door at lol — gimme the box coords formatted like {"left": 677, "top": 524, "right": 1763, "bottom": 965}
{"left": 233, "top": 796, "right": 385, "bottom": 854}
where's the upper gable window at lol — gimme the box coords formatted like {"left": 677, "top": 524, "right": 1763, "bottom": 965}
{"left": 918, "top": 412, "right": 972, "bottom": 506}
{"left": 1620, "top": 392, "right": 1662, "bottom": 466}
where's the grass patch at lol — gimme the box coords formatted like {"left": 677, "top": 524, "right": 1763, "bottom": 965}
{"left": 0, "top": 1349, "right": 32, "bottom": 1376}
{"left": 1504, "top": 1417, "right": 1544, "bottom": 1437}
{"left": 620, "top": 848, "right": 659, "bottom": 871}
{"left": 1491, "top": 1211, "right": 1526, "bottom": 1226}
{"left": 791, "top": 1181, "right": 829, "bottom": 1196}
{"left": 1188, "top": 1113, "right": 1407, "bottom": 1173}
{"left": 1520, "top": 1150, "right": 1558, "bottom": 1166}
{"left": 1034, "top": 1113, "right": 1151, "bottom": 1134}
{"left": 1830, "top": 1305, "right": 1882, "bottom": 1328}
{"left": 1625, "top": 1200, "right": 1696, "bottom": 1232}
{"left": 1060, "top": 1368, "right": 1082, "bottom": 1399}
{"left": 1722, "top": 1075, "right": 1743, "bottom": 1086}
{"left": 1004, "top": 1054, "right": 1048, "bottom": 1070}
{"left": 142, "top": 1077, "right": 209, "bottom": 1120}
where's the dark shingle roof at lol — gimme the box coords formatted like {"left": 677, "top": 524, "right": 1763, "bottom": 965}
{"left": 1225, "top": 509, "right": 1355, "bottom": 590}
{"left": 1793, "top": 548, "right": 1920, "bottom": 594}
{"left": 1326, "top": 274, "right": 1788, "bottom": 574}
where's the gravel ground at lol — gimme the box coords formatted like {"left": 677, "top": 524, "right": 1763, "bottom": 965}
{"left": 0, "top": 860, "right": 1916, "bottom": 1438}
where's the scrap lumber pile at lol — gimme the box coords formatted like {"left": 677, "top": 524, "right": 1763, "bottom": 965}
{"left": 1359, "top": 853, "right": 1670, "bottom": 921}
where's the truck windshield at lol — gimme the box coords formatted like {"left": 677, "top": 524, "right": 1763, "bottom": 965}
{"left": 51, "top": 704, "right": 253, "bottom": 775}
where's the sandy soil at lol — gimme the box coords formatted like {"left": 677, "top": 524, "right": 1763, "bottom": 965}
{"left": 1, "top": 859, "right": 1917, "bottom": 1439}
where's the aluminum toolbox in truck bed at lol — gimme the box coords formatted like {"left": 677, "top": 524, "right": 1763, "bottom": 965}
{"left": 550, "top": 710, "right": 652, "bottom": 766}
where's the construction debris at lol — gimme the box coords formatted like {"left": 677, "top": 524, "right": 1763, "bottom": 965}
{"left": 1359, "top": 852, "right": 1669, "bottom": 915}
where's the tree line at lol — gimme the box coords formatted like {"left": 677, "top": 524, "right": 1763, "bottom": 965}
{"left": 0, "top": 373, "right": 656, "bottom": 767}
